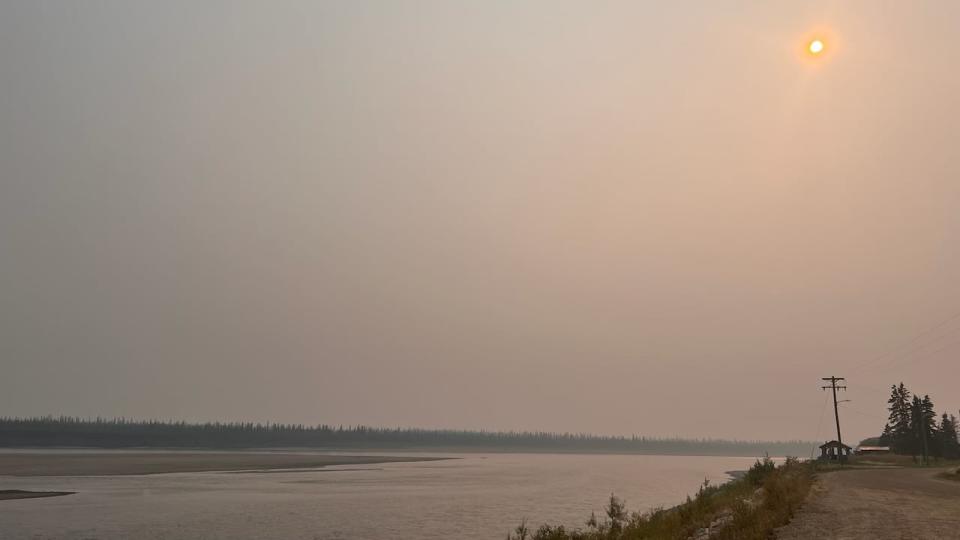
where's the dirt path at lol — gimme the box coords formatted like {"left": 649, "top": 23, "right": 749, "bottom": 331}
{"left": 776, "top": 467, "right": 960, "bottom": 539}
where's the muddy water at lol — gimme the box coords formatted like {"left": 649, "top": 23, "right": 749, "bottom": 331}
{"left": 0, "top": 452, "right": 760, "bottom": 539}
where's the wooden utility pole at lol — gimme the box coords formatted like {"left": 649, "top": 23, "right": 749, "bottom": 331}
{"left": 919, "top": 399, "right": 931, "bottom": 466}
{"left": 921, "top": 416, "right": 929, "bottom": 466}
{"left": 822, "top": 376, "right": 847, "bottom": 463}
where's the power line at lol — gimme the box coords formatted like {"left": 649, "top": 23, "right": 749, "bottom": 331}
{"left": 837, "top": 403, "right": 886, "bottom": 424}
{"left": 850, "top": 309, "right": 960, "bottom": 373}
{"left": 844, "top": 381, "right": 894, "bottom": 395}
{"left": 867, "top": 336, "right": 960, "bottom": 375}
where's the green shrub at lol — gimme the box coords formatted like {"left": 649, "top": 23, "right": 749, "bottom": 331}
{"left": 745, "top": 455, "right": 776, "bottom": 487}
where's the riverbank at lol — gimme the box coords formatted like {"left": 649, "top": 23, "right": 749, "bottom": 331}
{"left": 509, "top": 457, "right": 815, "bottom": 540}
{"left": 506, "top": 454, "right": 960, "bottom": 540}
{"left": 0, "top": 450, "right": 449, "bottom": 476}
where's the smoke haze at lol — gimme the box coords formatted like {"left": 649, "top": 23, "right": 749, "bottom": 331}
{"left": 2, "top": 1, "right": 959, "bottom": 441}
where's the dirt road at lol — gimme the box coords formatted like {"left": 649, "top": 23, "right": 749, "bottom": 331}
{"left": 776, "top": 467, "right": 960, "bottom": 539}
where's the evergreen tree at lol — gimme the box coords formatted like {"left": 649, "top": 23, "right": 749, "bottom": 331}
{"left": 885, "top": 383, "right": 912, "bottom": 453}
{"left": 909, "top": 394, "right": 937, "bottom": 463}
{"left": 938, "top": 413, "right": 960, "bottom": 460}
{"left": 879, "top": 423, "right": 893, "bottom": 446}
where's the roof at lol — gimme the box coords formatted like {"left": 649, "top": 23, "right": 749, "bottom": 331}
{"left": 819, "top": 440, "right": 852, "bottom": 450}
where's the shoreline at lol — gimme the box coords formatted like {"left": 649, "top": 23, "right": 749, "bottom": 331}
{"left": 0, "top": 445, "right": 798, "bottom": 459}
{"left": 507, "top": 457, "right": 815, "bottom": 539}
{"left": 724, "top": 469, "right": 748, "bottom": 480}
{"left": 0, "top": 489, "right": 75, "bottom": 501}
{"left": 0, "top": 451, "right": 451, "bottom": 477}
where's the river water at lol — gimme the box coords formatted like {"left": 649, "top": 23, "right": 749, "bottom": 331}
{"left": 0, "top": 452, "right": 761, "bottom": 539}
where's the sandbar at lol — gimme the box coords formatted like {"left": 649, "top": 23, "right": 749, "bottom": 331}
{"left": 0, "top": 489, "right": 75, "bottom": 500}
{"left": 0, "top": 451, "right": 449, "bottom": 477}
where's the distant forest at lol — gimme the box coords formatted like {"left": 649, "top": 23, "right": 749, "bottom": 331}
{"left": 0, "top": 416, "right": 815, "bottom": 457}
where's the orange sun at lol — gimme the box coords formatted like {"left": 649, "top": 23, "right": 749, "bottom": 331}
{"left": 808, "top": 39, "right": 825, "bottom": 55}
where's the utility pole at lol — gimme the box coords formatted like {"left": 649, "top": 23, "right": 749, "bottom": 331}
{"left": 919, "top": 401, "right": 930, "bottom": 466}
{"left": 822, "top": 376, "right": 847, "bottom": 464}
{"left": 921, "top": 416, "right": 929, "bottom": 466}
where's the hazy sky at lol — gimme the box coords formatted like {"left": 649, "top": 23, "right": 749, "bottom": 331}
{"left": 2, "top": 1, "right": 959, "bottom": 442}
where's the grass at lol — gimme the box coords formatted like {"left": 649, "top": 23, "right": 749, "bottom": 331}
{"left": 507, "top": 457, "right": 815, "bottom": 540}
{"left": 937, "top": 467, "right": 960, "bottom": 482}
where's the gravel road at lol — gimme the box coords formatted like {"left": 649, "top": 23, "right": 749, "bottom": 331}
{"left": 776, "top": 467, "right": 960, "bottom": 539}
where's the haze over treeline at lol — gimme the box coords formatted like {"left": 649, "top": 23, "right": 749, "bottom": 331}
{"left": 0, "top": 417, "right": 815, "bottom": 457}
{"left": 2, "top": 2, "right": 959, "bottom": 442}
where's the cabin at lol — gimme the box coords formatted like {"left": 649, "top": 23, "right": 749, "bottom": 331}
{"left": 819, "top": 440, "right": 853, "bottom": 461}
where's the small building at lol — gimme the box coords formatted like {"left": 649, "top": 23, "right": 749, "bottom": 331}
{"left": 819, "top": 440, "right": 853, "bottom": 461}
{"left": 855, "top": 445, "right": 891, "bottom": 455}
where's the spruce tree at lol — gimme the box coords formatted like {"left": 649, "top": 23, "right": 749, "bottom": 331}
{"left": 952, "top": 414, "right": 960, "bottom": 459}
{"left": 910, "top": 394, "right": 937, "bottom": 464}
{"left": 938, "top": 413, "right": 960, "bottom": 459}
{"left": 909, "top": 395, "right": 923, "bottom": 458}
{"left": 886, "top": 383, "right": 912, "bottom": 454}
{"left": 879, "top": 423, "right": 893, "bottom": 446}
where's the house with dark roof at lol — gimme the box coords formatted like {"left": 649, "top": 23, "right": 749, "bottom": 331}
{"left": 819, "top": 440, "right": 852, "bottom": 461}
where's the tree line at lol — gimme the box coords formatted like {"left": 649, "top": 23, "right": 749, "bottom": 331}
{"left": 880, "top": 382, "right": 960, "bottom": 462}
{"left": 0, "top": 416, "right": 814, "bottom": 457}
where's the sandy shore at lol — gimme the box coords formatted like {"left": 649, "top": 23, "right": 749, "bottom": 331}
{"left": 0, "top": 451, "right": 449, "bottom": 477}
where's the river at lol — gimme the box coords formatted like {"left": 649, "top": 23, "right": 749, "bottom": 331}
{"left": 0, "top": 452, "right": 762, "bottom": 539}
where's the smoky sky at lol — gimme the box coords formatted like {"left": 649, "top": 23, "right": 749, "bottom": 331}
{"left": 2, "top": 1, "right": 959, "bottom": 441}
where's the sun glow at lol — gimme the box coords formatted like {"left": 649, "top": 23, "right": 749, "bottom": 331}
{"left": 798, "top": 30, "right": 836, "bottom": 65}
